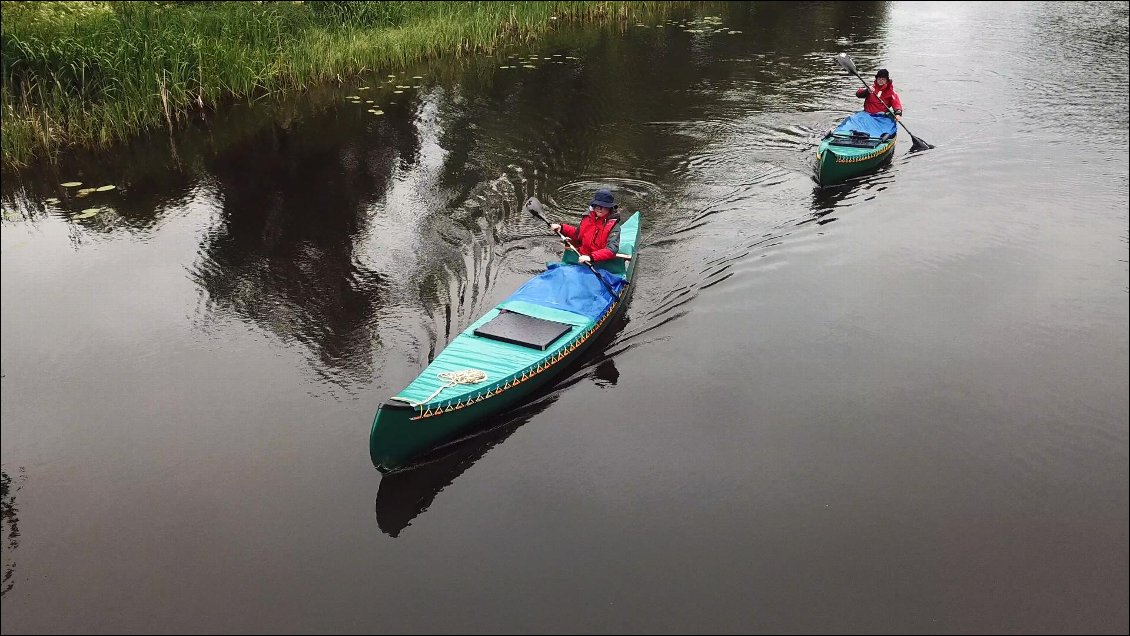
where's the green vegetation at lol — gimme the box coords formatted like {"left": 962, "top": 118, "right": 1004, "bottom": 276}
{"left": 1, "top": 1, "right": 686, "bottom": 168}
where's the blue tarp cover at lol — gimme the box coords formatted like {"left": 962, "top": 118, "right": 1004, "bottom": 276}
{"left": 833, "top": 112, "right": 897, "bottom": 138}
{"left": 504, "top": 263, "right": 626, "bottom": 321}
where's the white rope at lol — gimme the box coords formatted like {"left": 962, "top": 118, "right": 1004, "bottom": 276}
{"left": 409, "top": 369, "right": 488, "bottom": 408}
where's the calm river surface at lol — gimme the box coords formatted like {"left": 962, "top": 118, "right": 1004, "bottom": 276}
{"left": 2, "top": 2, "right": 1127, "bottom": 633}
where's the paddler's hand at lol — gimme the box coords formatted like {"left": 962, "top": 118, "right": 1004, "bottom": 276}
{"left": 577, "top": 254, "right": 592, "bottom": 264}
{"left": 550, "top": 223, "right": 561, "bottom": 232}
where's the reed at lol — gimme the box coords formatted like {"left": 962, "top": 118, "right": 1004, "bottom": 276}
{"left": 1, "top": 1, "right": 689, "bottom": 168}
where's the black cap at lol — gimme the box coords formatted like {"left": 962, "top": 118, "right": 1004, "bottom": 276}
{"left": 876, "top": 68, "right": 890, "bottom": 79}
{"left": 589, "top": 189, "right": 617, "bottom": 209}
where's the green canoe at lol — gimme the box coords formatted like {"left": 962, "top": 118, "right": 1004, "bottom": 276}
{"left": 815, "top": 111, "right": 898, "bottom": 185}
{"left": 370, "top": 211, "right": 640, "bottom": 472}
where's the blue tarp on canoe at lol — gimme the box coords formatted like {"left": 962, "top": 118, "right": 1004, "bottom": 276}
{"left": 833, "top": 112, "right": 897, "bottom": 138}
{"left": 505, "top": 263, "right": 626, "bottom": 321}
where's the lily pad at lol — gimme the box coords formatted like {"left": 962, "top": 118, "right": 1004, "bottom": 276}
{"left": 412, "top": 76, "right": 423, "bottom": 79}
{"left": 74, "top": 208, "right": 101, "bottom": 219}
{"left": 60, "top": 181, "right": 82, "bottom": 187}
{"left": 371, "top": 110, "right": 384, "bottom": 115}
{"left": 359, "top": 87, "right": 370, "bottom": 90}
{"left": 523, "top": 65, "right": 536, "bottom": 69}
{"left": 45, "top": 197, "right": 61, "bottom": 204}
{"left": 393, "top": 90, "right": 403, "bottom": 94}
{"left": 95, "top": 185, "right": 116, "bottom": 192}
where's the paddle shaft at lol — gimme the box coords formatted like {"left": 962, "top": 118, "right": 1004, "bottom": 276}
{"left": 526, "top": 200, "right": 623, "bottom": 300}
{"left": 547, "top": 224, "right": 631, "bottom": 261}
{"left": 838, "top": 54, "right": 933, "bottom": 150}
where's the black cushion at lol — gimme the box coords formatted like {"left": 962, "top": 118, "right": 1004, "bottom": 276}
{"left": 473, "top": 310, "right": 573, "bottom": 350}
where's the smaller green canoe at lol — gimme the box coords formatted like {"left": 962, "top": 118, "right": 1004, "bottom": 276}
{"left": 816, "top": 111, "right": 898, "bottom": 185}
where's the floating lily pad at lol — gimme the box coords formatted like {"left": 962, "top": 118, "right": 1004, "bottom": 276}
{"left": 412, "top": 76, "right": 423, "bottom": 79}
{"left": 95, "top": 185, "right": 116, "bottom": 192}
{"left": 359, "top": 87, "right": 370, "bottom": 90}
{"left": 522, "top": 65, "right": 536, "bottom": 69}
{"left": 371, "top": 110, "right": 384, "bottom": 115}
{"left": 393, "top": 90, "right": 403, "bottom": 94}
{"left": 60, "top": 181, "right": 82, "bottom": 187}
{"left": 74, "top": 208, "right": 101, "bottom": 219}
{"left": 45, "top": 197, "right": 60, "bottom": 204}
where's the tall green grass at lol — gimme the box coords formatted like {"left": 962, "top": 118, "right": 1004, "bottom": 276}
{"left": 1, "top": 1, "right": 691, "bottom": 168}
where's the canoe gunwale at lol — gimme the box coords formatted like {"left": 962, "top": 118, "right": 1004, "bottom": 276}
{"left": 403, "top": 289, "right": 627, "bottom": 421}
{"left": 816, "top": 135, "right": 897, "bottom": 185}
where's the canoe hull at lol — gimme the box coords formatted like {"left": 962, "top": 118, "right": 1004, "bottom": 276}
{"left": 370, "top": 256, "right": 637, "bottom": 473}
{"left": 815, "top": 136, "right": 896, "bottom": 185}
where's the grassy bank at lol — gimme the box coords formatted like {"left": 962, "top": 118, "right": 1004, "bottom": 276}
{"left": 1, "top": 1, "right": 688, "bottom": 168}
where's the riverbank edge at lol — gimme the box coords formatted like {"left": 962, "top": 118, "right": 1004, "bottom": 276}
{"left": 1, "top": 1, "right": 697, "bottom": 170}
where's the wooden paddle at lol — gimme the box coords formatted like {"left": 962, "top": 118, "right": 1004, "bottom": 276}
{"left": 524, "top": 196, "right": 626, "bottom": 300}
{"left": 836, "top": 53, "right": 934, "bottom": 151}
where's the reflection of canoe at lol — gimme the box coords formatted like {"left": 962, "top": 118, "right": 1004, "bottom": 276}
{"left": 375, "top": 389, "right": 554, "bottom": 536}
{"left": 375, "top": 338, "right": 624, "bottom": 535}
{"left": 816, "top": 111, "right": 897, "bottom": 185}
{"left": 370, "top": 212, "right": 640, "bottom": 472}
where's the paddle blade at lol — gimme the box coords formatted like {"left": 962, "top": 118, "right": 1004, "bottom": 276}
{"left": 909, "top": 134, "right": 935, "bottom": 152}
{"left": 524, "top": 196, "right": 548, "bottom": 224}
{"left": 836, "top": 52, "right": 858, "bottom": 75}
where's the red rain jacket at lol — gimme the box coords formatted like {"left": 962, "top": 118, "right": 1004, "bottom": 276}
{"left": 857, "top": 81, "right": 903, "bottom": 116}
{"left": 560, "top": 210, "right": 621, "bottom": 262}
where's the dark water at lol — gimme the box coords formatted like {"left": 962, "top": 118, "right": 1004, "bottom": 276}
{"left": 3, "top": 2, "right": 1127, "bottom": 632}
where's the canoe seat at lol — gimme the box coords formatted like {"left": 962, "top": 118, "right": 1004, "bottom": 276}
{"left": 473, "top": 310, "right": 574, "bottom": 350}
{"left": 561, "top": 250, "right": 629, "bottom": 275}
{"left": 829, "top": 134, "right": 884, "bottom": 149}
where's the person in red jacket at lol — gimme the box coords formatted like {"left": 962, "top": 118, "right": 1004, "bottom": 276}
{"left": 550, "top": 189, "right": 621, "bottom": 264}
{"left": 857, "top": 68, "right": 903, "bottom": 122}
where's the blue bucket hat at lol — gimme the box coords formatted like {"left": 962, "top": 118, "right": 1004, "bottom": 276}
{"left": 589, "top": 189, "right": 617, "bottom": 209}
